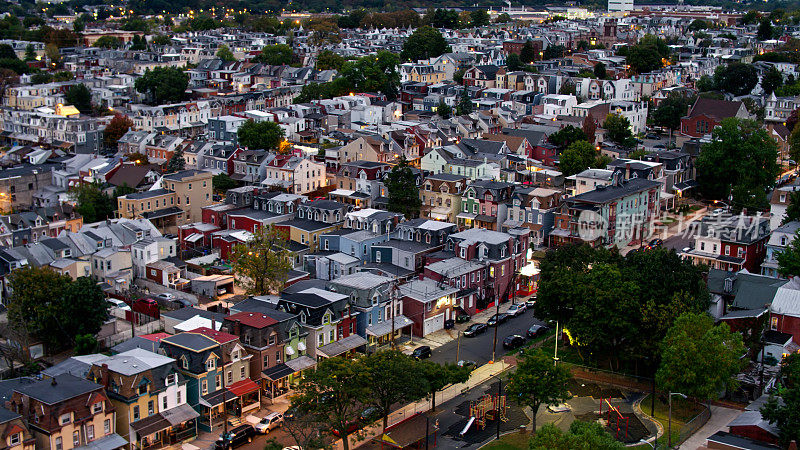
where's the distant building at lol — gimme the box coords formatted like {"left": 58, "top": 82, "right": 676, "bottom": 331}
{"left": 608, "top": 0, "right": 633, "bottom": 12}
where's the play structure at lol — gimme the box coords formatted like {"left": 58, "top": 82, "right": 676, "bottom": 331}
{"left": 460, "top": 393, "right": 508, "bottom": 436}
{"left": 599, "top": 398, "right": 630, "bottom": 440}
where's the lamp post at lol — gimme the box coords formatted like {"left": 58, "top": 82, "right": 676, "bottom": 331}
{"left": 668, "top": 391, "right": 687, "bottom": 448}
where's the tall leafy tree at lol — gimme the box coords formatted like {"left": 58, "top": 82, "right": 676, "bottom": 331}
{"left": 70, "top": 182, "right": 114, "bottom": 223}
{"left": 165, "top": 148, "right": 185, "bottom": 173}
{"left": 603, "top": 113, "right": 635, "bottom": 148}
{"left": 506, "top": 348, "right": 571, "bottom": 431}
{"left": 757, "top": 18, "right": 775, "bottom": 41}
{"left": 762, "top": 66, "right": 784, "bottom": 95}
{"left": 777, "top": 231, "right": 800, "bottom": 277}
{"left": 469, "top": 9, "right": 489, "bottom": 27}
{"left": 216, "top": 44, "right": 235, "bottom": 61}
{"left": 292, "top": 357, "right": 367, "bottom": 450}
{"left": 520, "top": 41, "right": 538, "bottom": 64}
{"left": 548, "top": 125, "right": 586, "bottom": 150}
{"left": 385, "top": 156, "right": 421, "bottom": 219}
{"left": 626, "top": 34, "right": 670, "bottom": 74}
{"left": 316, "top": 50, "right": 345, "bottom": 71}
{"left": 652, "top": 94, "right": 693, "bottom": 141}
{"left": 436, "top": 99, "right": 451, "bottom": 119}
{"left": 65, "top": 84, "right": 92, "bottom": 114}
{"left": 23, "top": 44, "right": 36, "bottom": 62}
{"left": 400, "top": 26, "right": 451, "bottom": 62}
{"left": 696, "top": 118, "right": 779, "bottom": 211}
{"left": 543, "top": 44, "right": 565, "bottom": 60}
{"left": 103, "top": 114, "right": 134, "bottom": 150}
{"left": 230, "top": 225, "right": 293, "bottom": 295}
{"left": 212, "top": 173, "right": 239, "bottom": 192}
{"left": 657, "top": 312, "right": 745, "bottom": 401}
{"left": 714, "top": 63, "right": 759, "bottom": 96}
{"left": 559, "top": 140, "right": 597, "bottom": 176}
{"left": 506, "top": 53, "right": 524, "bottom": 72}
{"left": 761, "top": 353, "right": 800, "bottom": 446}
{"left": 254, "top": 44, "right": 293, "bottom": 65}
{"left": 456, "top": 88, "right": 472, "bottom": 115}
{"left": 362, "top": 351, "right": 420, "bottom": 431}
{"left": 593, "top": 62, "right": 607, "bottom": 80}
{"left": 134, "top": 67, "right": 188, "bottom": 105}
{"left": 341, "top": 50, "right": 400, "bottom": 99}
{"left": 783, "top": 191, "right": 800, "bottom": 225}
{"left": 237, "top": 120, "right": 285, "bottom": 150}
{"left": 789, "top": 125, "right": 800, "bottom": 163}
{"left": 418, "top": 360, "right": 470, "bottom": 412}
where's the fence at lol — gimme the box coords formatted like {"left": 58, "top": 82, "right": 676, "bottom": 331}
{"left": 100, "top": 320, "right": 163, "bottom": 348}
{"left": 678, "top": 403, "right": 712, "bottom": 444}
{"left": 565, "top": 363, "right": 655, "bottom": 393}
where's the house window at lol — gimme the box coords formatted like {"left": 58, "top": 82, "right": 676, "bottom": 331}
{"left": 133, "top": 405, "right": 140, "bottom": 421}
{"left": 9, "top": 433, "right": 19, "bottom": 445}
{"left": 93, "top": 402, "right": 103, "bottom": 413}
{"left": 87, "top": 424, "right": 94, "bottom": 442}
{"left": 206, "top": 358, "right": 216, "bottom": 371}
{"left": 771, "top": 316, "right": 779, "bottom": 330}
{"left": 240, "top": 366, "right": 246, "bottom": 378}
{"left": 216, "top": 375, "right": 221, "bottom": 389}
{"left": 104, "top": 419, "right": 111, "bottom": 435}
{"left": 276, "top": 351, "right": 282, "bottom": 363}
{"left": 201, "top": 380, "right": 208, "bottom": 395}
{"left": 148, "top": 400, "right": 154, "bottom": 415}
{"left": 227, "top": 371, "right": 233, "bottom": 384}
{"left": 139, "top": 384, "right": 147, "bottom": 395}
{"left": 55, "top": 437, "right": 62, "bottom": 450}
{"left": 60, "top": 413, "right": 71, "bottom": 425}
{"left": 73, "top": 431, "right": 80, "bottom": 447}
{"left": 177, "top": 390, "right": 182, "bottom": 404}
{"left": 163, "top": 396, "right": 168, "bottom": 410}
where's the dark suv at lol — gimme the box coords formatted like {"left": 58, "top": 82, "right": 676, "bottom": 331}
{"left": 411, "top": 346, "right": 431, "bottom": 359}
{"left": 214, "top": 424, "right": 256, "bottom": 449}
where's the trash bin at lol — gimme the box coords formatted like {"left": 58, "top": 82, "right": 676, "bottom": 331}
{"left": 444, "top": 319, "right": 455, "bottom": 329}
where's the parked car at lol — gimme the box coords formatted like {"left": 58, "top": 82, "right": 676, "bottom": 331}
{"left": 502, "top": 335, "right": 526, "bottom": 350}
{"left": 525, "top": 298, "right": 537, "bottom": 309}
{"left": 360, "top": 406, "right": 380, "bottom": 422}
{"left": 284, "top": 407, "right": 301, "bottom": 421}
{"left": 457, "top": 360, "right": 477, "bottom": 370}
{"left": 645, "top": 133, "right": 661, "bottom": 140}
{"left": 215, "top": 424, "right": 256, "bottom": 449}
{"left": 107, "top": 298, "right": 130, "bottom": 311}
{"left": 506, "top": 303, "right": 527, "bottom": 317}
{"left": 711, "top": 208, "right": 725, "bottom": 216}
{"left": 487, "top": 313, "right": 508, "bottom": 326}
{"left": 217, "top": 288, "right": 228, "bottom": 296}
{"left": 155, "top": 292, "right": 176, "bottom": 301}
{"left": 411, "top": 346, "right": 431, "bottom": 359}
{"left": 173, "top": 298, "right": 193, "bottom": 308}
{"left": 463, "top": 323, "right": 487, "bottom": 337}
{"left": 254, "top": 412, "right": 283, "bottom": 434}
{"left": 527, "top": 324, "right": 549, "bottom": 338}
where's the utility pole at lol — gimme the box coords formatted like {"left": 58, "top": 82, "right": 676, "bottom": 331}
{"left": 491, "top": 296, "right": 500, "bottom": 363}
{"left": 496, "top": 378, "right": 502, "bottom": 440}
{"left": 553, "top": 319, "right": 559, "bottom": 366}
{"left": 456, "top": 330, "right": 461, "bottom": 363}
{"left": 425, "top": 414, "right": 430, "bottom": 450}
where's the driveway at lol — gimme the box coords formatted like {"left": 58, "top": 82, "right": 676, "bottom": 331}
{"left": 678, "top": 405, "right": 741, "bottom": 450}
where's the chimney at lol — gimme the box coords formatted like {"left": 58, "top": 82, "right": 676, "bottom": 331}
{"left": 625, "top": 163, "right": 631, "bottom": 179}
{"left": 211, "top": 317, "right": 216, "bottom": 331}
{"left": 234, "top": 319, "right": 241, "bottom": 336}
{"left": 51, "top": 377, "right": 57, "bottom": 386}
{"left": 101, "top": 363, "right": 110, "bottom": 387}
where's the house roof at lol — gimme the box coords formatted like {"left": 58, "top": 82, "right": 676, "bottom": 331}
{"left": 189, "top": 327, "right": 239, "bottom": 344}
{"left": 226, "top": 311, "right": 279, "bottom": 328}
{"left": 686, "top": 97, "right": 743, "bottom": 120}
{"left": 161, "top": 332, "right": 219, "bottom": 352}
{"left": 771, "top": 280, "right": 800, "bottom": 319}
{"left": 15, "top": 374, "right": 102, "bottom": 405}
{"left": 568, "top": 178, "right": 660, "bottom": 204}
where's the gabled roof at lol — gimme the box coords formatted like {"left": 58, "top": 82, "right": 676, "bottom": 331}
{"left": 686, "top": 97, "right": 744, "bottom": 120}
{"left": 15, "top": 374, "right": 101, "bottom": 405}
{"left": 226, "top": 311, "right": 279, "bottom": 329}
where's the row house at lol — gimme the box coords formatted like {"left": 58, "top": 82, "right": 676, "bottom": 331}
{"left": 276, "top": 287, "right": 363, "bottom": 359}
{"left": 424, "top": 257, "right": 488, "bottom": 316}
{"left": 458, "top": 180, "right": 515, "bottom": 231}
{"left": 463, "top": 65, "right": 500, "bottom": 89}
{"left": 131, "top": 101, "right": 218, "bottom": 137}
{"left": 420, "top": 174, "right": 468, "bottom": 223}
{"left": 331, "top": 161, "right": 392, "bottom": 208}
{"left": 262, "top": 155, "right": 326, "bottom": 195}
{"left": 328, "top": 136, "right": 396, "bottom": 169}
{"left": 231, "top": 150, "right": 273, "bottom": 185}
{"left": 0, "top": 108, "right": 101, "bottom": 154}
{"left": 117, "top": 130, "right": 156, "bottom": 155}
{"left": 504, "top": 187, "right": 562, "bottom": 247}
{"left": 764, "top": 92, "right": 800, "bottom": 124}
{"left": 399, "top": 278, "right": 459, "bottom": 337}
{"left": 87, "top": 349, "right": 197, "bottom": 449}
{"left": 681, "top": 214, "right": 770, "bottom": 273}
{"left": 680, "top": 97, "right": 750, "bottom": 138}
{"left": 144, "top": 135, "right": 187, "bottom": 163}
{"left": 201, "top": 145, "right": 241, "bottom": 176}
{"left": 762, "top": 221, "right": 800, "bottom": 278}
{"left": 576, "top": 77, "right": 638, "bottom": 102}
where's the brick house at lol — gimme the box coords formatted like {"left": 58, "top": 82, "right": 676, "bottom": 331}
{"left": 680, "top": 97, "right": 750, "bottom": 138}
{"left": 399, "top": 278, "right": 459, "bottom": 337}
{"left": 769, "top": 282, "right": 800, "bottom": 346}
{"left": 681, "top": 215, "right": 770, "bottom": 273}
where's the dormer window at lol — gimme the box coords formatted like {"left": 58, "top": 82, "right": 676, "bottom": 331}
{"left": 206, "top": 357, "right": 216, "bottom": 371}
{"left": 180, "top": 355, "right": 188, "bottom": 370}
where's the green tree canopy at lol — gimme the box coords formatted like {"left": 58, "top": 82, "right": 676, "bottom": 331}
{"left": 237, "top": 119, "right": 285, "bottom": 150}
{"left": 602, "top": 113, "right": 635, "bottom": 148}
{"left": 316, "top": 50, "right": 345, "bottom": 71}
{"left": 530, "top": 421, "right": 624, "bottom": 450}
{"left": 696, "top": 118, "right": 779, "bottom": 212}
{"left": 362, "top": 350, "right": 421, "bottom": 431}
{"left": 762, "top": 66, "right": 784, "bottom": 95}
{"left": 427, "top": 9, "right": 459, "bottom": 28}
{"left": 761, "top": 353, "right": 800, "bottom": 446}
{"left": 469, "top": 9, "right": 489, "bottom": 27}
{"left": 400, "top": 26, "right": 451, "bottom": 62}
{"left": 134, "top": 67, "right": 188, "bottom": 105}
{"left": 713, "top": 63, "right": 759, "bottom": 96}
{"left": 520, "top": 41, "right": 538, "bottom": 64}
{"left": 656, "top": 312, "right": 745, "bottom": 400}
{"left": 212, "top": 173, "right": 239, "bottom": 192}
{"left": 506, "top": 53, "right": 524, "bottom": 72}
{"left": 783, "top": 191, "right": 800, "bottom": 225}
{"left": 758, "top": 17, "right": 775, "bottom": 41}
{"left": 652, "top": 94, "right": 693, "bottom": 133}
{"left": 230, "top": 225, "right": 293, "bottom": 295}
{"left": 506, "top": 348, "right": 571, "bottom": 431}
{"left": 255, "top": 44, "right": 293, "bottom": 65}
{"left": 593, "top": 62, "right": 607, "bottom": 80}
{"left": 777, "top": 231, "right": 800, "bottom": 278}
{"left": 548, "top": 125, "right": 586, "bottom": 150}
{"left": 626, "top": 34, "right": 670, "bottom": 75}
{"left": 456, "top": 88, "right": 472, "bottom": 115}
{"left": 70, "top": 182, "right": 114, "bottom": 223}
{"left": 65, "top": 84, "right": 92, "bottom": 115}
{"left": 215, "top": 44, "right": 235, "bottom": 61}
{"left": 417, "top": 360, "right": 470, "bottom": 411}
{"left": 93, "top": 36, "right": 122, "bottom": 49}
{"left": 696, "top": 74, "right": 717, "bottom": 92}
{"left": 559, "top": 140, "right": 598, "bottom": 176}
{"left": 341, "top": 50, "right": 400, "bottom": 100}
{"left": 386, "top": 156, "right": 421, "bottom": 219}
{"left": 165, "top": 148, "right": 185, "bottom": 173}
{"left": 436, "top": 99, "right": 451, "bottom": 119}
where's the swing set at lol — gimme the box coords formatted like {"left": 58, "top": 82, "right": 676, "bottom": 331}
{"left": 468, "top": 393, "right": 508, "bottom": 431}
{"left": 599, "top": 398, "right": 629, "bottom": 440}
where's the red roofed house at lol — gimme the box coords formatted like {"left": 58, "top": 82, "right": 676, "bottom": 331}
{"left": 680, "top": 97, "right": 750, "bottom": 138}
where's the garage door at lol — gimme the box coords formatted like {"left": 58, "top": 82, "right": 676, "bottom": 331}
{"left": 423, "top": 313, "right": 445, "bottom": 336}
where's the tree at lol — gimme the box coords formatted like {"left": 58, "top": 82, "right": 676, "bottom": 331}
{"left": 436, "top": 99, "right": 451, "bottom": 119}
{"left": 761, "top": 353, "right": 800, "bottom": 446}
{"left": 237, "top": 120, "right": 285, "bottom": 150}
{"left": 316, "top": 50, "right": 345, "bottom": 71}
{"left": 688, "top": 19, "right": 710, "bottom": 31}
{"left": 777, "top": 231, "right": 800, "bottom": 277}
{"left": 130, "top": 34, "right": 146, "bottom": 51}
{"left": 758, "top": 18, "right": 775, "bottom": 41}
{"left": 65, "top": 84, "right": 92, "bottom": 115}
{"left": 453, "top": 68, "right": 465, "bottom": 84}
{"left": 216, "top": 44, "right": 235, "bottom": 61}
{"left": 70, "top": 182, "right": 114, "bottom": 223}
{"left": 593, "top": 62, "right": 607, "bottom": 80}
{"left": 506, "top": 53, "right": 524, "bottom": 72}
{"left": 652, "top": 94, "right": 692, "bottom": 137}
{"left": 603, "top": 113, "right": 634, "bottom": 147}
{"left": 469, "top": 10, "right": 489, "bottom": 27}
{"left": 427, "top": 9, "right": 459, "bottom": 28}
{"left": 93, "top": 36, "right": 122, "bottom": 49}
{"left": 506, "top": 348, "right": 571, "bottom": 431}
{"left": 762, "top": 66, "right": 784, "bottom": 95}
{"left": 418, "top": 360, "right": 470, "bottom": 412}
{"left": 530, "top": 421, "right": 624, "bottom": 450}
{"left": 165, "top": 148, "right": 185, "bottom": 173}
{"left": 520, "top": 41, "right": 537, "bottom": 64}
{"left": 696, "top": 74, "right": 716, "bottom": 92}
{"left": 548, "top": 125, "right": 586, "bottom": 150}
{"left": 128, "top": 152, "right": 149, "bottom": 165}
{"left": 582, "top": 114, "right": 597, "bottom": 143}
{"left": 6, "top": 267, "right": 109, "bottom": 352}
{"left": 292, "top": 357, "right": 367, "bottom": 450}
{"left": 495, "top": 13, "right": 511, "bottom": 23}
{"left": 559, "top": 140, "right": 597, "bottom": 176}
{"left": 255, "top": 44, "right": 293, "bottom": 65}
{"left": 657, "top": 312, "right": 745, "bottom": 401}
{"left": 341, "top": 50, "right": 400, "bottom": 99}
{"left": 212, "top": 173, "right": 239, "bottom": 192}
{"left": 400, "top": 26, "right": 450, "bottom": 62}
{"left": 714, "top": 63, "right": 759, "bottom": 96}
{"left": 385, "top": 156, "right": 421, "bottom": 219}
{"left": 134, "top": 67, "right": 188, "bottom": 105}
{"left": 790, "top": 125, "right": 800, "bottom": 164}
{"left": 103, "top": 114, "right": 134, "bottom": 150}
{"left": 0, "top": 44, "right": 16, "bottom": 60}
{"left": 543, "top": 45, "right": 565, "bottom": 60}
{"left": 230, "top": 225, "right": 293, "bottom": 296}
{"left": 456, "top": 88, "right": 472, "bottom": 115}
{"left": 627, "top": 34, "right": 670, "bottom": 74}
{"left": 362, "top": 351, "right": 420, "bottom": 431}
{"left": 696, "top": 118, "right": 779, "bottom": 212}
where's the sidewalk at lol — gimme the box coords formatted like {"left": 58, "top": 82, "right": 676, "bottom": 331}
{"left": 678, "top": 406, "right": 740, "bottom": 450}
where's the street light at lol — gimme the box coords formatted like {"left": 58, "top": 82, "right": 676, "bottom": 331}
{"left": 668, "top": 391, "right": 687, "bottom": 448}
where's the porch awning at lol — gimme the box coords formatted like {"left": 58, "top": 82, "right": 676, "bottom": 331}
{"left": 456, "top": 212, "right": 476, "bottom": 220}
{"left": 161, "top": 403, "right": 200, "bottom": 426}
{"left": 674, "top": 180, "right": 699, "bottom": 191}
{"left": 262, "top": 363, "right": 293, "bottom": 381}
{"left": 75, "top": 433, "right": 128, "bottom": 450}
{"left": 227, "top": 378, "right": 260, "bottom": 397}
{"left": 184, "top": 233, "right": 203, "bottom": 243}
{"left": 549, "top": 228, "right": 570, "bottom": 237}
{"left": 130, "top": 413, "right": 171, "bottom": 437}
{"left": 316, "top": 334, "right": 367, "bottom": 358}
{"left": 366, "top": 315, "right": 413, "bottom": 337}
{"left": 199, "top": 389, "right": 238, "bottom": 408}
{"left": 475, "top": 214, "right": 497, "bottom": 223}
{"left": 142, "top": 206, "right": 183, "bottom": 220}
{"left": 285, "top": 355, "right": 316, "bottom": 372}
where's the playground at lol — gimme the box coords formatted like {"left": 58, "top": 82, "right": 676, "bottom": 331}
{"left": 441, "top": 381, "right": 530, "bottom": 446}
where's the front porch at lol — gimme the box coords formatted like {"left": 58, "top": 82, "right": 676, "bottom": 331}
{"left": 130, "top": 403, "right": 199, "bottom": 450}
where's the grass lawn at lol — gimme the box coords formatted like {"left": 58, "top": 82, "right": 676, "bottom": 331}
{"left": 639, "top": 393, "right": 705, "bottom": 446}
{"left": 481, "top": 430, "right": 531, "bottom": 450}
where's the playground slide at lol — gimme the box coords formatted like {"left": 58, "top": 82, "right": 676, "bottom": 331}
{"left": 460, "top": 417, "right": 476, "bottom": 436}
